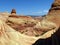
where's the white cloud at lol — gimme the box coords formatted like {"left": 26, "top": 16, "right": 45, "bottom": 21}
{"left": 31, "top": 10, "right": 48, "bottom": 14}
{"left": 35, "top": 11, "right": 42, "bottom": 14}
{"left": 25, "top": 10, "right": 49, "bottom": 15}
{"left": 43, "top": 10, "right": 48, "bottom": 13}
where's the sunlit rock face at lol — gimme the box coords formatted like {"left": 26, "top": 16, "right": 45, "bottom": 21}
{"left": 45, "top": 0, "right": 60, "bottom": 26}
{"left": 48, "top": 0, "right": 60, "bottom": 15}
{"left": 0, "top": 12, "right": 9, "bottom": 22}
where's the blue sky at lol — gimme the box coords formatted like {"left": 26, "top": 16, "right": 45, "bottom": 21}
{"left": 0, "top": 0, "right": 54, "bottom": 16}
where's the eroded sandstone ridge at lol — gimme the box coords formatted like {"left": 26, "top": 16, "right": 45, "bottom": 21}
{"left": 48, "top": 0, "right": 60, "bottom": 15}
{"left": 45, "top": 0, "right": 60, "bottom": 26}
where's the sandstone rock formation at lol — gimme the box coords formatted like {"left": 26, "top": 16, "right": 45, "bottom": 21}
{"left": 48, "top": 0, "right": 60, "bottom": 15}
{"left": 11, "top": 9, "right": 16, "bottom": 15}
{"left": 0, "top": 0, "right": 60, "bottom": 44}
{"left": 46, "top": 0, "right": 60, "bottom": 26}
{"left": 0, "top": 14, "right": 58, "bottom": 45}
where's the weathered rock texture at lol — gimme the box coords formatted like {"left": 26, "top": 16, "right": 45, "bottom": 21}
{"left": 0, "top": 13, "right": 58, "bottom": 45}
{"left": 46, "top": 0, "right": 60, "bottom": 26}
{"left": 48, "top": 0, "right": 60, "bottom": 15}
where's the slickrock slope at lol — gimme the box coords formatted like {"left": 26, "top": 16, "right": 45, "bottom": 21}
{"left": 0, "top": 12, "right": 9, "bottom": 22}
{"left": 0, "top": 13, "right": 59, "bottom": 45}
{"left": 7, "top": 15, "right": 57, "bottom": 37}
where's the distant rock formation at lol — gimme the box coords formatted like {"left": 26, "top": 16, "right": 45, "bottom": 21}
{"left": 48, "top": 0, "right": 60, "bottom": 15}
{"left": 11, "top": 9, "right": 16, "bottom": 15}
